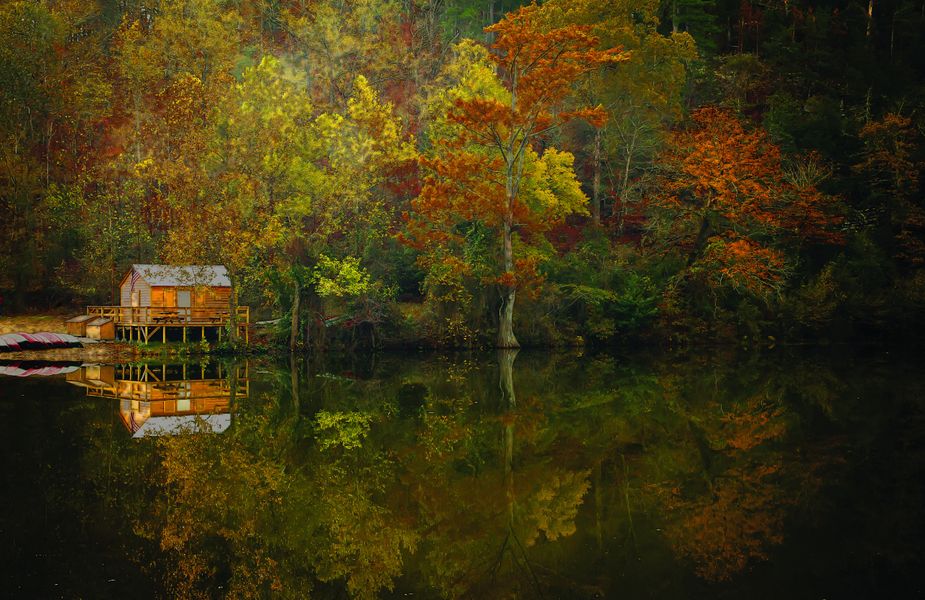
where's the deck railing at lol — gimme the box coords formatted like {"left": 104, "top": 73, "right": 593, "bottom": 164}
{"left": 87, "top": 305, "right": 250, "bottom": 327}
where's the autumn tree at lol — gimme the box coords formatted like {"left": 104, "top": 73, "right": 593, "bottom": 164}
{"left": 541, "top": 0, "right": 696, "bottom": 228}
{"left": 408, "top": 4, "right": 628, "bottom": 347}
{"left": 282, "top": 0, "right": 406, "bottom": 112}
{"left": 648, "top": 107, "right": 843, "bottom": 306}
{"left": 161, "top": 59, "right": 285, "bottom": 345}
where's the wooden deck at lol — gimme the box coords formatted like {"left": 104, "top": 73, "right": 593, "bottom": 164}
{"left": 76, "top": 363, "right": 249, "bottom": 401}
{"left": 87, "top": 305, "right": 250, "bottom": 344}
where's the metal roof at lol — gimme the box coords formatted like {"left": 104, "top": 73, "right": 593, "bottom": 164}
{"left": 132, "top": 414, "right": 232, "bottom": 437}
{"left": 131, "top": 264, "right": 230, "bottom": 287}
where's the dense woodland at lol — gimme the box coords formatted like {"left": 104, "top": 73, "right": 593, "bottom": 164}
{"left": 1, "top": 0, "right": 924, "bottom": 348}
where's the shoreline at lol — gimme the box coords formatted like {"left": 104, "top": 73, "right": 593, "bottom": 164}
{"left": 0, "top": 342, "right": 140, "bottom": 363}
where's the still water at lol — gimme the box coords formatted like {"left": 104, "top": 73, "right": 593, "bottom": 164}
{"left": 1, "top": 349, "right": 923, "bottom": 599}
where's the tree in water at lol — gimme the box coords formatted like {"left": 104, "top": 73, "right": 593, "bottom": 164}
{"left": 409, "top": 5, "right": 628, "bottom": 347}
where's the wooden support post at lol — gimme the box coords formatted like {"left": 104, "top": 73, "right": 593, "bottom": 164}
{"left": 218, "top": 326, "right": 223, "bottom": 342}
{"left": 163, "top": 325, "right": 166, "bottom": 343}
{"left": 201, "top": 326, "right": 205, "bottom": 340}
{"left": 183, "top": 327, "right": 187, "bottom": 343}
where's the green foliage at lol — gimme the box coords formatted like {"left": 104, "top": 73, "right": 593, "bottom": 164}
{"left": 314, "top": 255, "right": 372, "bottom": 299}
{"left": 314, "top": 410, "right": 373, "bottom": 450}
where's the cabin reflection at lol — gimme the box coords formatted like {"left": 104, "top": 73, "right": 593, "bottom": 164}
{"left": 66, "top": 363, "right": 248, "bottom": 437}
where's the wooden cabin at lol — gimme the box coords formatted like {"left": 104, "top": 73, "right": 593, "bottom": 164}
{"left": 85, "top": 264, "right": 249, "bottom": 343}
{"left": 119, "top": 264, "right": 231, "bottom": 315}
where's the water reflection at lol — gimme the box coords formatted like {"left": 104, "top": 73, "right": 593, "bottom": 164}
{"left": 66, "top": 362, "right": 248, "bottom": 436}
{"left": 2, "top": 350, "right": 924, "bottom": 598}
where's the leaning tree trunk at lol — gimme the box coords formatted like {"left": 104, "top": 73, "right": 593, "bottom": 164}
{"left": 498, "top": 218, "right": 520, "bottom": 348}
{"left": 688, "top": 214, "right": 713, "bottom": 266}
{"left": 290, "top": 279, "right": 301, "bottom": 352}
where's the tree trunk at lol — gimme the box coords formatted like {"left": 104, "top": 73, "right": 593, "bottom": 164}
{"left": 688, "top": 215, "right": 712, "bottom": 266}
{"left": 591, "top": 128, "right": 602, "bottom": 226}
{"left": 228, "top": 361, "right": 239, "bottom": 412}
{"left": 498, "top": 219, "right": 520, "bottom": 348}
{"left": 618, "top": 128, "right": 639, "bottom": 236}
{"left": 227, "top": 277, "right": 239, "bottom": 345}
{"left": 499, "top": 349, "right": 518, "bottom": 531}
{"left": 499, "top": 348, "right": 517, "bottom": 473}
{"left": 290, "top": 354, "right": 300, "bottom": 413}
{"left": 290, "top": 279, "right": 301, "bottom": 352}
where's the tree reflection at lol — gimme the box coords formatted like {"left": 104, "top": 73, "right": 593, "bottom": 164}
{"left": 75, "top": 352, "right": 855, "bottom": 597}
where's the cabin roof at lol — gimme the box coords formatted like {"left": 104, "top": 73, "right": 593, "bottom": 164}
{"left": 130, "top": 264, "right": 231, "bottom": 287}
{"left": 132, "top": 414, "right": 232, "bottom": 437}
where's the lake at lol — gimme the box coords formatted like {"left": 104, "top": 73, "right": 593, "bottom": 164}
{"left": 1, "top": 348, "right": 923, "bottom": 598}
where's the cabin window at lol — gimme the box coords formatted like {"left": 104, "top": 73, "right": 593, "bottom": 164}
{"left": 151, "top": 289, "right": 164, "bottom": 305}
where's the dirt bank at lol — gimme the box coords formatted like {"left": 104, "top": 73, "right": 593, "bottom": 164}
{"left": 0, "top": 314, "right": 138, "bottom": 362}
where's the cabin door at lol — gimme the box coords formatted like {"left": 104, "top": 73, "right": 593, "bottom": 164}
{"left": 131, "top": 290, "right": 141, "bottom": 323}
{"left": 177, "top": 290, "right": 191, "bottom": 322}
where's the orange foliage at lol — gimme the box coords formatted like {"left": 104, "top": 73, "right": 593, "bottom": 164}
{"left": 654, "top": 107, "right": 844, "bottom": 295}
{"left": 661, "top": 107, "right": 842, "bottom": 243}
{"left": 697, "top": 235, "right": 789, "bottom": 296}
{"left": 658, "top": 462, "right": 790, "bottom": 581}
{"left": 407, "top": 4, "right": 629, "bottom": 295}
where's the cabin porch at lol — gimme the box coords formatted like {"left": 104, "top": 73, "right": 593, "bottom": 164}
{"left": 87, "top": 305, "right": 250, "bottom": 344}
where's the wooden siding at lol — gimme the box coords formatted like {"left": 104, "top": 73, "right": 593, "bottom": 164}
{"left": 120, "top": 278, "right": 151, "bottom": 307}
{"left": 149, "top": 286, "right": 231, "bottom": 308}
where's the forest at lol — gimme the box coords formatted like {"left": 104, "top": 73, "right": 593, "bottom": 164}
{"left": 1, "top": 0, "right": 924, "bottom": 349}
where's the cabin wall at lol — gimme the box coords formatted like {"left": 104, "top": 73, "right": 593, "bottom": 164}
{"left": 151, "top": 286, "right": 177, "bottom": 307}
{"left": 200, "top": 287, "right": 231, "bottom": 310}
{"left": 149, "top": 286, "right": 230, "bottom": 309}
{"left": 120, "top": 279, "right": 151, "bottom": 307}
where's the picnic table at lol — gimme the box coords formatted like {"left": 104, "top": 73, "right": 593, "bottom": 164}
{"left": 152, "top": 310, "right": 179, "bottom": 324}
